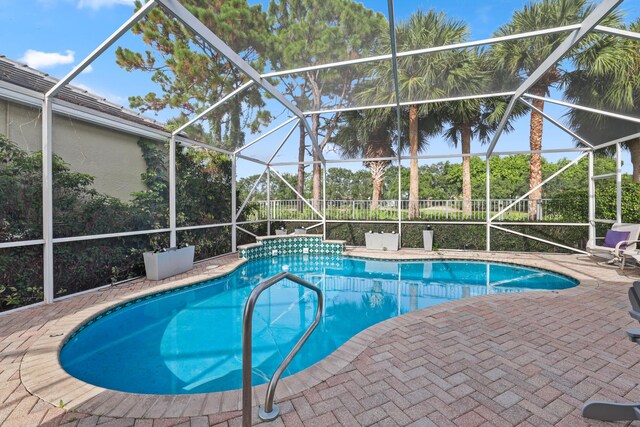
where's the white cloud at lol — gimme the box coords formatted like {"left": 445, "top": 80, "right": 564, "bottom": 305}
{"left": 19, "top": 49, "right": 75, "bottom": 69}
{"left": 81, "top": 64, "right": 94, "bottom": 74}
{"left": 77, "top": 0, "right": 135, "bottom": 10}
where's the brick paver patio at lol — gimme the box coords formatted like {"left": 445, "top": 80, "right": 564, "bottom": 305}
{"left": 1, "top": 250, "right": 640, "bottom": 426}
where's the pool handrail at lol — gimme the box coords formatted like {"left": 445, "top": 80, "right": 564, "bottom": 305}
{"left": 242, "top": 271, "right": 324, "bottom": 426}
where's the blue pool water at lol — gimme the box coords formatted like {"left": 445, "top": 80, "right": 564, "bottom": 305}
{"left": 60, "top": 255, "right": 577, "bottom": 394}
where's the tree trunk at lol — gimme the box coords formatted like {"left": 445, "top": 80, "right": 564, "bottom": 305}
{"left": 209, "top": 114, "right": 222, "bottom": 147}
{"left": 311, "top": 114, "right": 322, "bottom": 211}
{"left": 229, "top": 98, "right": 243, "bottom": 150}
{"left": 528, "top": 93, "right": 545, "bottom": 220}
{"left": 629, "top": 138, "right": 640, "bottom": 183}
{"left": 297, "top": 125, "right": 305, "bottom": 211}
{"left": 408, "top": 105, "right": 420, "bottom": 219}
{"left": 367, "top": 161, "right": 386, "bottom": 210}
{"left": 461, "top": 125, "right": 472, "bottom": 217}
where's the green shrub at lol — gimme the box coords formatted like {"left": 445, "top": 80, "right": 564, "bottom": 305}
{"left": 0, "top": 246, "right": 43, "bottom": 308}
{"left": 324, "top": 222, "right": 584, "bottom": 253}
{"left": 547, "top": 182, "right": 640, "bottom": 223}
{"left": 0, "top": 135, "right": 245, "bottom": 310}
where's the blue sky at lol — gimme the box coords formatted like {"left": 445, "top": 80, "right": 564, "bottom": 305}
{"left": 1, "top": 0, "right": 635, "bottom": 178}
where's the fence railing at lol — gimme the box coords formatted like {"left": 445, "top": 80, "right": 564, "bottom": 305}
{"left": 244, "top": 198, "right": 564, "bottom": 222}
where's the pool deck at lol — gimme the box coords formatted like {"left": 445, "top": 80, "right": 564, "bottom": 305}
{"left": 2, "top": 249, "right": 640, "bottom": 426}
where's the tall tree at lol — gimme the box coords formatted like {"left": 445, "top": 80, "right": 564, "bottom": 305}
{"left": 490, "top": 0, "right": 620, "bottom": 219}
{"left": 268, "top": 0, "right": 388, "bottom": 210}
{"left": 360, "top": 9, "right": 469, "bottom": 219}
{"left": 564, "top": 18, "right": 640, "bottom": 182}
{"left": 439, "top": 50, "right": 526, "bottom": 216}
{"left": 116, "top": 0, "right": 273, "bottom": 150}
{"left": 332, "top": 109, "right": 399, "bottom": 209}
{"left": 441, "top": 97, "right": 519, "bottom": 216}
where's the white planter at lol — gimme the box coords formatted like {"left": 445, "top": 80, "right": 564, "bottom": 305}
{"left": 423, "top": 230, "right": 434, "bottom": 251}
{"left": 275, "top": 229, "right": 287, "bottom": 235}
{"left": 294, "top": 228, "right": 307, "bottom": 234}
{"left": 365, "top": 233, "right": 399, "bottom": 251}
{"left": 365, "top": 232, "right": 382, "bottom": 249}
{"left": 364, "top": 260, "right": 398, "bottom": 274}
{"left": 143, "top": 246, "right": 195, "bottom": 281}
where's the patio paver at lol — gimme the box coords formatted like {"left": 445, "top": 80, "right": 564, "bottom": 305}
{"left": 1, "top": 250, "right": 640, "bottom": 426}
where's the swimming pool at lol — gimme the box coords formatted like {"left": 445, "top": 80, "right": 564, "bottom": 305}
{"left": 60, "top": 255, "right": 577, "bottom": 395}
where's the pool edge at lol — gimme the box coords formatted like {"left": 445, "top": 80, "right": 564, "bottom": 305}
{"left": 20, "top": 251, "right": 596, "bottom": 419}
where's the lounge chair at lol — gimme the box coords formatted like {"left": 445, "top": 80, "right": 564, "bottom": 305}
{"left": 587, "top": 223, "right": 640, "bottom": 269}
{"left": 583, "top": 281, "right": 640, "bottom": 421}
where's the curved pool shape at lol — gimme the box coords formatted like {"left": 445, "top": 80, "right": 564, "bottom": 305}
{"left": 60, "top": 255, "right": 577, "bottom": 394}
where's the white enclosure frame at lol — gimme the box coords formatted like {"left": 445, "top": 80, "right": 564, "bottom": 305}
{"left": 0, "top": 0, "right": 637, "bottom": 307}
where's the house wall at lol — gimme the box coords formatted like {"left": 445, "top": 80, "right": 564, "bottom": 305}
{"left": 0, "top": 99, "right": 158, "bottom": 201}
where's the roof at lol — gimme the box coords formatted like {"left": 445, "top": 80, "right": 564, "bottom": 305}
{"left": 0, "top": 55, "right": 167, "bottom": 132}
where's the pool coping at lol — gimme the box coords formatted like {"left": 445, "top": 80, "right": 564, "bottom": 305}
{"left": 19, "top": 251, "right": 600, "bottom": 419}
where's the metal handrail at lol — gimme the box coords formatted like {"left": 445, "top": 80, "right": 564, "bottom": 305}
{"left": 242, "top": 272, "right": 324, "bottom": 426}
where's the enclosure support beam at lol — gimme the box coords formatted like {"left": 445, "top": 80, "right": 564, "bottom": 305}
{"left": 595, "top": 131, "right": 640, "bottom": 152}
{"left": 158, "top": 0, "right": 324, "bottom": 163}
{"left": 595, "top": 25, "right": 640, "bottom": 41}
{"left": 266, "top": 167, "right": 271, "bottom": 236}
{"left": 387, "top": 0, "right": 404, "bottom": 245}
{"left": 169, "top": 135, "right": 177, "bottom": 247}
{"left": 236, "top": 168, "right": 268, "bottom": 221}
{"left": 616, "top": 143, "right": 622, "bottom": 223}
{"left": 490, "top": 152, "right": 588, "bottom": 221}
{"left": 38, "top": 0, "right": 159, "bottom": 305}
{"left": 485, "top": 157, "right": 491, "bottom": 252}
{"left": 0, "top": 240, "right": 44, "bottom": 250}
{"left": 322, "top": 165, "right": 327, "bottom": 239}
{"left": 175, "top": 136, "right": 233, "bottom": 155}
{"left": 173, "top": 82, "right": 254, "bottom": 136}
{"left": 235, "top": 117, "right": 297, "bottom": 154}
{"left": 303, "top": 92, "right": 516, "bottom": 117}
{"left": 267, "top": 121, "right": 300, "bottom": 164}
{"left": 490, "top": 225, "right": 589, "bottom": 255}
{"left": 523, "top": 93, "right": 640, "bottom": 125}
{"left": 232, "top": 155, "right": 237, "bottom": 252}
{"left": 271, "top": 169, "right": 324, "bottom": 219}
{"left": 42, "top": 99, "right": 54, "bottom": 304}
{"left": 235, "top": 121, "right": 299, "bottom": 224}
{"left": 262, "top": 25, "right": 581, "bottom": 78}
{"left": 588, "top": 151, "right": 595, "bottom": 244}
{"left": 269, "top": 147, "right": 589, "bottom": 167}
{"left": 485, "top": 0, "right": 623, "bottom": 156}
{"left": 237, "top": 226, "right": 258, "bottom": 239}
{"left": 397, "top": 157, "right": 402, "bottom": 239}
{"left": 47, "top": 0, "right": 158, "bottom": 98}
{"left": 518, "top": 98, "right": 594, "bottom": 148}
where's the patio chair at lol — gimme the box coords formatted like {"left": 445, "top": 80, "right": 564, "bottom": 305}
{"left": 628, "top": 282, "right": 640, "bottom": 321}
{"left": 586, "top": 223, "right": 640, "bottom": 269}
{"left": 583, "top": 281, "right": 640, "bottom": 421}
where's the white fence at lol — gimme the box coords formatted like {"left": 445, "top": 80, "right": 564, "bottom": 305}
{"left": 244, "top": 199, "right": 560, "bottom": 222}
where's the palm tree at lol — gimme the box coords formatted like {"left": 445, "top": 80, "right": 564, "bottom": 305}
{"left": 490, "top": 0, "right": 605, "bottom": 219}
{"left": 564, "top": 19, "right": 640, "bottom": 182}
{"left": 360, "top": 9, "right": 469, "bottom": 219}
{"left": 441, "top": 96, "right": 520, "bottom": 216}
{"left": 332, "top": 110, "right": 399, "bottom": 209}
{"left": 438, "top": 49, "right": 524, "bottom": 216}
